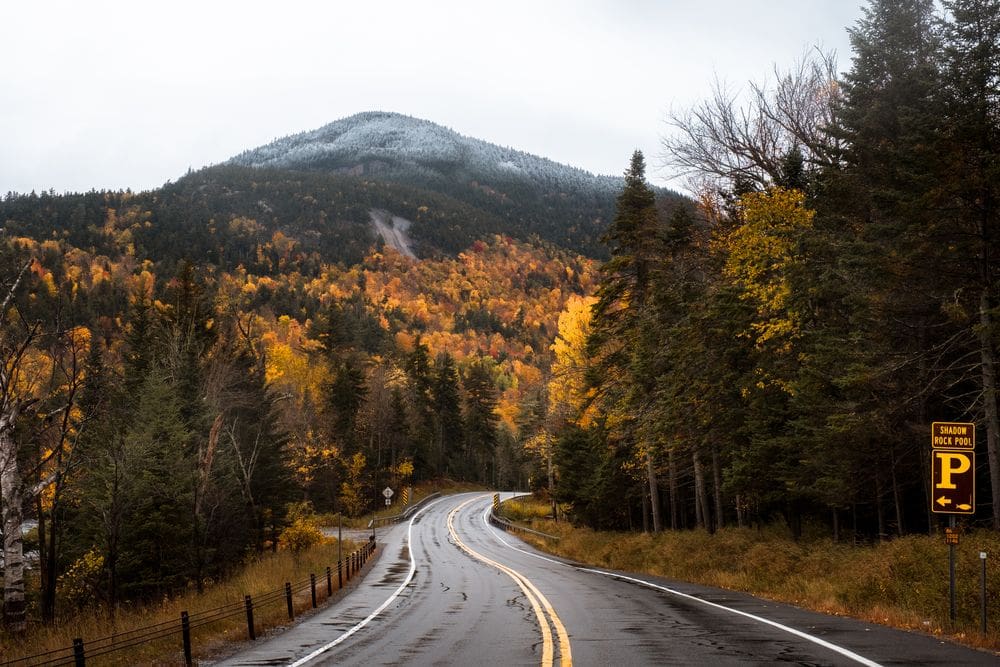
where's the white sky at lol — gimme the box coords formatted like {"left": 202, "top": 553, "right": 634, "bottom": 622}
{"left": 1, "top": 0, "right": 865, "bottom": 195}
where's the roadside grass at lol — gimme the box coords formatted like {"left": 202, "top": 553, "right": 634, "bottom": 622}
{"left": 504, "top": 497, "right": 1000, "bottom": 653}
{"left": 2, "top": 538, "right": 362, "bottom": 666}
{"left": 501, "top": 497, "right": 552, "bottom": 522}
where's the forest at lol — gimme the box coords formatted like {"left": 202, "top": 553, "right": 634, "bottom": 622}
{"left": 1, "top": 0, "right": 998, "bottom": 637}
{"left": 552, "top": 0, "right": 1000, "bottom": 540}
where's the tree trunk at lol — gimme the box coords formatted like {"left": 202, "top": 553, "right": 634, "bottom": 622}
{"left": 36, "top": 493, "right": 51, "bottom": 622}
{"left": 547, "top": 445, "right": 556, "bottom": 522}
{"left": 645, "top": 449, "right": 662, "bottom": 532}
{"left": 668, "top": 448, "right": 679, "bottom": 530}
{"left": 920, "top": 443, "right": 933, "bottom": 534}
{"left": 642, "top": 489, "right": 649, "bottom": 533}
{"left": 711, "top": 445, "right": 724, "bottom": 530}
{"left": 890, "top": 444, "right": 903, "bottom": 536}
{"left": 875, "top": 471, "right": 886, "bottom": 542}
{"left": 692, "top": 448, "right": 709, "bottom": 530}
{"left": 1, "top": 430, "right": 27, "bottom": 632}
{"left": 979, "top": 289, "right": 1000, "bottom": 530}
{"left": 43, "top": 491, "right": 59, "bottom": 623}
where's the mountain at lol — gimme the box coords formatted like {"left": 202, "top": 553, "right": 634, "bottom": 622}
{"left": 2, "top": 113, "right": 687, "bottom": 273}
{"left": 226, "top": 112, "right": 682, "bottom": 258}
{"left": 229, "top": 111, "right": 619, "bottom": 194}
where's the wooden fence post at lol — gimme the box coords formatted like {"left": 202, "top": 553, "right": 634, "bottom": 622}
{"left": 72, "top": 638, "right": 85, "bottom": 667}
{"left": 244, "top": 595, "right": 256, "bottom": 640}
{"left": 181, "top": 611, "right": 192, "bottom": 666}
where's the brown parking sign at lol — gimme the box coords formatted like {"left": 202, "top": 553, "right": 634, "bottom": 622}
{"left": 930, "top": 422, "right": 975, "bottom": 515}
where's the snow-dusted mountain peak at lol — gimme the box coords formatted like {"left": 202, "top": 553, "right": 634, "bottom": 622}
{"left": 227, "top": 111, "right": 621, "bottom": 194}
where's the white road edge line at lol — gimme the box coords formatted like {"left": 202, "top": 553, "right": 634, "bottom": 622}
{"left": 483, "top": 496, "right": 883, "bottom": 667}
{"left": 287, "top": 496, "right": 450, "bottom": 667}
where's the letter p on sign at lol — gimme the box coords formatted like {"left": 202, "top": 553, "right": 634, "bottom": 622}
{"left": 937, "top": 452, "right": 971, "bottom": 489}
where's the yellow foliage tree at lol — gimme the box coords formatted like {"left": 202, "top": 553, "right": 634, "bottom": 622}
{"left": 548, "top": 294, "right": 598, "bottom": 427}
{"left": 339, "top": 452, "right": 368, "bottom": 517}
{"left": 719, "top": 187, "right": 815, "bottom": 349}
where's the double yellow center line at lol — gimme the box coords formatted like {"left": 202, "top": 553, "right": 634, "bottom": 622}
{"left": 447, "top": 497, "right": 572, "bottom": 667}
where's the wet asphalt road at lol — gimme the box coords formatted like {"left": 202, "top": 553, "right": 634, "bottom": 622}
{"left": 210, "top": 492, "right": 998, "bottom": 666}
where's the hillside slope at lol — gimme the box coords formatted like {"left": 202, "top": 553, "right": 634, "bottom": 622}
{"left": 227, "top": 112, "right": 684, "bottom": 258}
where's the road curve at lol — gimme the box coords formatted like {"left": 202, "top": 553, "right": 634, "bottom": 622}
{"left": 211, "top": 493, "right": 997, "bottom": 666}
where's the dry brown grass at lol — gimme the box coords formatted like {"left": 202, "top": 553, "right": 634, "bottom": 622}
{"left": 2, "top": 538, "right": 366, "bottom": 666}
{"left": 506, "top": 498, "right": 1000, "bottom": 653}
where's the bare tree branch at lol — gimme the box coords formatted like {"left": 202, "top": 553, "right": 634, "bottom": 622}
{"left": 663, "top": 49, "right": 842, "bottom": 196}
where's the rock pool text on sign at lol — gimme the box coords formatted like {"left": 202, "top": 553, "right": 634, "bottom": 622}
{"left": 931, "top": 422, "right": 975, "bottom": 449}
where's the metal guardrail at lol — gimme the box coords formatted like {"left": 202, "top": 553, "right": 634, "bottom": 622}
{"left": 489, "top": 502, "right": 560, "bottom": 542}
{"left": 368, "top": 492, "right": 442, "bottom": 528}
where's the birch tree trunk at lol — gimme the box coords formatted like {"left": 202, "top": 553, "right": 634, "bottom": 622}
{"left": 1, "top": 430, "right": 27, "bottom": 632}
{"left": 1, "top": 262, "right": 32, "bottom": 631}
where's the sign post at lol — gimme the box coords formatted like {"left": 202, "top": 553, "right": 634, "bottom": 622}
{"left": 930, "top": 422, "right": 976, "bottom": 623}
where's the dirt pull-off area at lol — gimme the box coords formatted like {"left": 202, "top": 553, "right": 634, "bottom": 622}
{"left": 369, "top": 209, "right": 417, "bottom": 259}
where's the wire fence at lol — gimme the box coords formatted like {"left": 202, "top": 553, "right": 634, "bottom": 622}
{"left": 5, "top": 539, "right": 378, "bottom": 667}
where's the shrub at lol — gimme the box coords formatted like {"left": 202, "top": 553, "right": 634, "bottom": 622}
{"left": 279, "top": 502, "right": 326, "bottom": 554}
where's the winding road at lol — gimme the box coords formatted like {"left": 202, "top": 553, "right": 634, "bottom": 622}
{"left": 211, "top": 493, "right": 996, "bottom": 666}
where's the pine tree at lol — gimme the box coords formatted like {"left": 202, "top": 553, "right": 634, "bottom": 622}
{"left": 404, "top": 338, "right": 435, "bottom": 475}
{"left": 432, "top": 352, "right": 463, "bottom": 478}
{"left": 462, "top": 357, "right": 499, "bottom": 483}
{"left": 69, "top": 334, "right": 130, "bottom": 607}
{"left": 327, "top": 357, "right": 368, "bottom": 452}
{"left": 588, "top": 150, "right": 665, "bottom": 531}
{"left": 827, "top": 0, "right": 949, "bottom": 535}
{"left": 117, "top": 368, "right": 195, "bottom": 600}
{"left": 939, "top": 0, "right": 1000, "bottom": 527}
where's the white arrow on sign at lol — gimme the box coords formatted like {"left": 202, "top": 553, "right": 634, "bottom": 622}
{"left": 383, "top": 487, "right": 394, "bottom": 499}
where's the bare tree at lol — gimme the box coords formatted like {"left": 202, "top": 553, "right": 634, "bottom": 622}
{"left": 663, "top": 49, "right": 843, "bottom": 196}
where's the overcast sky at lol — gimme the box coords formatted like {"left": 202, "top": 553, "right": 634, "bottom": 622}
{"left": 2, "top": 1, "right": 865, "bottom": 195}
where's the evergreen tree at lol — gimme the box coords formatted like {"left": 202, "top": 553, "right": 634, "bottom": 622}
{"left": 117, "top": 368, "right": 195, "bottom": 600}
{"left": 432, "top": 352, "right": 464, "bottom": 477}
{"left": 588, "top": 150, "right": 665, "bottom": 531}
{"left": 938, "top": 0, "right": 1000, "bottom": 526}
{"left": 825, "top": 0, "right": 948, "bottom": 535}
{"left": 218, "top": 342, "right": 291, "bottom": 553}
{"left": 404, "top": 338, "right": 436, "bottom": 475}
{"left": 122, "top": 296, "right": 155, "bottom": 405}
{"left": 327, "top": 357, "right": 368, "bottom": 452}
{"left": 462, "top": 357, "right": 499, "bottom": 483}
{"left": 554, "top": 424, "right": 633, "bottom": 529}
